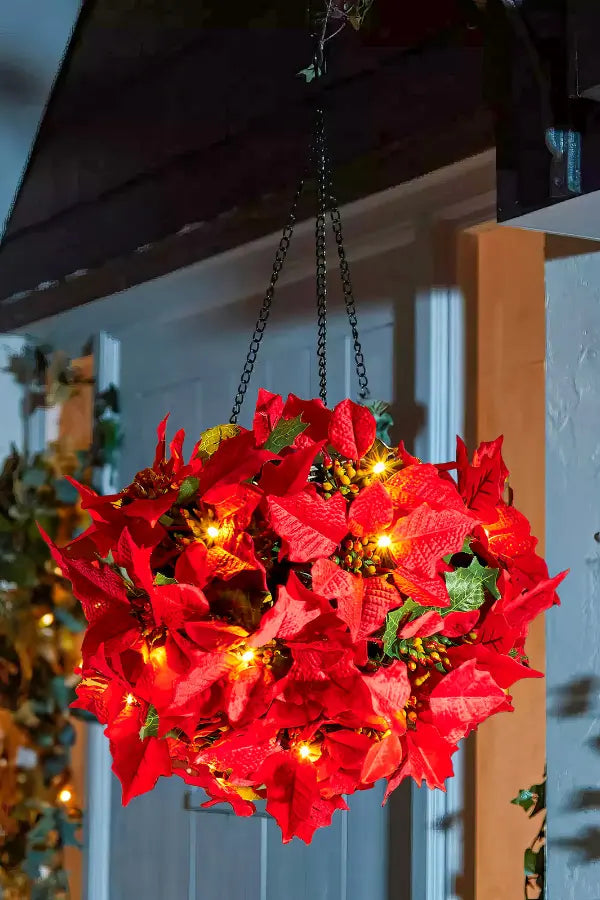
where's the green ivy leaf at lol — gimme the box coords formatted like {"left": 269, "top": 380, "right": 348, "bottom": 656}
{"left": 177, "top": 476, "right": 199, "bottom": 505}
{"left": 524, "top": 847, "right": 539, "bottom": 877}
{"left": 154, "top": 573, "right": 177, "bottom": 586}
{"left": 297, "top": 63, "right": 317, "bottom": 82}
{"left": 382, "top": 600, "right": 428, "bottom": 658}
{"left": 383, "top": 608, "right": 404, "bottom": 658}
{"left": 511, "top": 788, "right": 536, "bottom": 813}
{"left": 196, "top": 424, "right": 240, "bottom": 459}
{"left": 444, "top": 557, "right": 500, "bottom": 613}
{"left": 139, "top": 705, "right": 159, "bottom": 740}
{"left": 263, "top": 415, "right": 309, "bottom": 454}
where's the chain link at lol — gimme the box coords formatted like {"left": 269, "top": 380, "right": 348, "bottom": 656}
{"left": 314, "top": 107, "right": 328, "bottom": 405}
{"left": 324, "top": 136, "right": 370, "bottom": 401}
{"left": 229, "top": 177, "right": 305, "bottom": 424}
{"left": 229, "top": 104, "right": 369, "bottom": 420}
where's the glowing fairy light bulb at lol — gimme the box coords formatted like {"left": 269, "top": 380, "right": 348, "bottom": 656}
{"left": 125, "top": 693, "right": 135, "bottom": 707}
{"left": 372, "top": 461, "right": 386, "bottom": 475}
{"left": 39, "top": 613, "right": 55, "bottom": 628}
{"left": 298, "top": 744, "right": 311, "bottom": 760}
{"left": 240, "top": 649, "right": 256, "bottom": 665}
{"left": 207, "top": 525, "right": 220, "bottom": 539}
{"left": 377, "top": 535, "right": 392, "bottom": 549}
{"left": 58, "top": 788, "right": 72, "bottom": 804}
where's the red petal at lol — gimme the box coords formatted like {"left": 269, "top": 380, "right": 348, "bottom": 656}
{"left": 441, "top": 610, "right": 480, "bottom": 638}
{"left": 390, "top": 503, "right": 475, "bottom": 577}
{"left": 40, "top": 528, "right": 129, "bottom": 624}
{"left": 258, "top": 752, "right": 347, "bottom": 843}
{"left": 311, "top": 559, "right": 363, "bottom": 639}
{"left": 177, "top": 767, "right": 256, "bottom": 817}
{"left": 392, "top": 565, "right": 451, "bottom": 608}
{"left": 175, "top": 542, "right": 210, "bottom": 587}
{"left": 399, "top": 610, "right": 444, "bottom": 640}
{"left": 429, "top": 659, "right": 512, "bottom": 743}
{"left": 348, "top": 481, "right": 393, "bottom": 537}
{"left": 361, "top": 733, "right": 402, "bottom": 783}
{"left": 456, "top": 435, "right": 509, "bottom": 520}
{"left": 364, "top": 660, "right": 411, "bottom": 733}
{"left": 152, "top": 583, "right": 209, "bottom": 631}
{"left": 200, "top": 431, "right": 276, "bottom": 501}
{"left": 153, "top": 415, "right": 169, "bottom": 467}
{"left": 249, "top": 574, "right": 326, "bottom": 646}
{"left": 267, "top": 490, "right": 347, "bottom": 563}
{"left": 386, "top": 722, "right": 456, "bottom": 794}
{"left": 259, "top": 441, "right": 325, "bottom": 497}
{"left": 282, "top": 394, "right": 332, "bottom": 443}
{"left": 107, "top": 710, "right": 172, "bottom": 805}
{"left": 358, "top": 577, "right": 402, "bottom": 640}
{"left": 253, "top": 389, "right": 284, "bottom": 444}
{"left": 386, "top": 464, "right": 469, "bottom": 515}
{"left": 501, "top": 571, "right": 566, "bottom": 632}
{"left": 328, "top": 399, "right": 376, "bottom": 460}
{"left": 448, "top": 644, "right": 542, "bottom": 689}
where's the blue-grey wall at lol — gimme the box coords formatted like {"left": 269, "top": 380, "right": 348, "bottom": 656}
{"left": 546, "top": 252, "right": 600, "bottom": 899}
{"left": 0, "top": 1, "right": 81, "bottom": 239}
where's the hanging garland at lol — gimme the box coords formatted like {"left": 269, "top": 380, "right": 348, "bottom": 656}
{"left": 44, "top": 391, "right": 565, "bottom": 843}
{"left": 0, "top": 444, "right": 85, "bottom": 898}
{"left": 0, "top": 345, "right": 121, "bottom": 897}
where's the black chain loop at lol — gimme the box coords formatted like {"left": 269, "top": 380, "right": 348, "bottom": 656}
{"left": 229, "top": 103, "right": 370, "bottom": 420}
{"left": 229, "top": 177, "right": 305, "bottom": 424}
{"left": 314, "top": 107, "right": 328, "bottom": 405}
{"left": 323, "top": 134, "right": 370, "bottom": 401}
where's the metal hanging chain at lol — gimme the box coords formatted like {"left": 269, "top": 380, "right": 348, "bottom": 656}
{"left": 322, "top": 119, "right": 370, "bottom": 401}
{"left": 229, "top": 176, "right": 305, "bottom": 424}
{"left": 314, "top": 106, "right": 328, "bottom": 405}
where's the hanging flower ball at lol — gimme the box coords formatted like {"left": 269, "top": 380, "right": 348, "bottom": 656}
{"left": 42, "top": 391, "right": 565, "bottom": 843}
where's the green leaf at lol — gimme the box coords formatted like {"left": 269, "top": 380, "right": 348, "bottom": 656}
{"left": 444, "top": 557, "right": 500, "bottom": 614}
{"left": 511, "top": 788, "right": 536, "bottom": 812}
{"left": 383, "top": 608, "right": 404, "bottom": 658}
{"left": 524, "top": 847, "right": 539, "bottom": 877}
{"left": 382, "top": 600, "right": 428, "bottom": 658}
{"left": 177, "top": 476, "right": 199, "bottom": 504}
{"left": 297, "top": 63, "right": 317, "bottom": 82}
{"left": 263, "top": 415, "right": 308, "bottom": 454}
{"left": 154, "top": 573, "right": 177, "bottom": 586}
{"left": 139, "top": 704, "right": 159, "bottom": 740}
{"left": 196, "top": 423, "right": 240, "bottom": 459}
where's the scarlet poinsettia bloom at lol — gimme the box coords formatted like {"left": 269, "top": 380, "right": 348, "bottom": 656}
{"left": 46, "top": 390, "right": 565, "bottom": 842}
{"left": 73, "top": 651, "right": 171, "bottom": 804}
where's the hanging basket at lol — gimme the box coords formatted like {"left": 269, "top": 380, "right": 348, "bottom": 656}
{"left": 43, "top": 391, "right": 564, "bottom": 842}
{"left": 40, "top": 27, "right": 565, "bottom": 840}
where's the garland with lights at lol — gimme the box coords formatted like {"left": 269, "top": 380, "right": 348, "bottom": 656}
{"left": 44, "top": 392, "right": 565, "bottom": 842}
{"left": 0, "top": 345, "right": 121, "bottom": 897}
{"left": 0, "top": 440, "right": 85, "bottom": 898}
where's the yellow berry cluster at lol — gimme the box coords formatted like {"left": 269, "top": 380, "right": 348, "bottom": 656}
{"left": 398, "top": 635, "right": 453, "bottom": 674}
{"left": 332, "top": 537, "right": 385, "bottom": 577}
{"left": 321, "top": 458, "right": 362, "bottom": 499}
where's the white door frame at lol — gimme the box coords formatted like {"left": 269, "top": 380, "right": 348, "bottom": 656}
{"left": 26, "top": 149, "right": 497, "bottom": 900}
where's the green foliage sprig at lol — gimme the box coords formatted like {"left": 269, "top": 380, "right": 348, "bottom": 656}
{"left": 512, "top": 773, "right": 546, "bottom": 899}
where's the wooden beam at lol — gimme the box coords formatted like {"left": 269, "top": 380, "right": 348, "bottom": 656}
{"left": 0, "top": 43, "right": 492, "bottom": 328}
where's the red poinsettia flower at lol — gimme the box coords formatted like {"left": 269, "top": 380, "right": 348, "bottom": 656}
{"left": 47, "top": 390, "right": 564, "bottom": 843}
